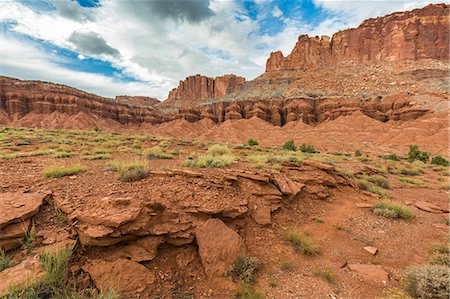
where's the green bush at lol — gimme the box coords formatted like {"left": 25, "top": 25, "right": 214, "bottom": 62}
{"left": 404, "top": 265, "right": 449, "bottom": 299}
{"left": 43, "top": 165, "right": 87, "bottom": 178}
{"left": 231, "top": 256, "right": 260, "bottom": 284}
{"left": 0, "top": 249, "right": 11, "bottom": 272}
{"left": 144, "top": 146, "right": 173, "bottom": 159}
{"left": 373, "top": 200, "right": 414, "bottom": 219}
{"left": 355, "top": 149, "right": 362, "bottom": 157}
{"left": 282, "top": 140, "right": 296, "bottom": 151}
{"left": 407, "top": 145, "right": 429, "bottom": 163}
{"left": 207, "top": 144, "right": 231, "bottom": 156}
{"left": 246, "top": 139, "right": 259, "bottom": 146}
{"left": 431, "top": 156, "right": 449, "bottom": 167}
{"left": 300, "top": 143, "right": 316, "bottom": 153}
{"left": 381, "top": 153, "right": 400, "bottom": 161}
{"left": 284, "top": 229, "right": 319, "bottom": 256}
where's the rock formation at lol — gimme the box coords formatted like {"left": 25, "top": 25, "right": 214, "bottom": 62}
{"left": 115, "top": 95, "right": 160, "bottom": 107}
{"left": 266, "top": 3, "right": 449, "bottom": 71}
{"left": 167, "top": 74, "right": 245, "bottom": 101}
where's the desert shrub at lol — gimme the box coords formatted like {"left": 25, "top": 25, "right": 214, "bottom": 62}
{"left": 280, "top": 260, "right": 294, "bottom": 272}
{"left": 52, "top": 152, "right": 75, "bottom": 158}
{"left": 407, "top": 145, "right": 429, "bottom": 163}
{"left": 313, "top": 267, "right": 336, "bottom": 284}
{"left": 284, "top": 229, "right": 319, "bottom": 256}
{"left": 336, "top": 167, "right": 354, "bottom": 177}
{"left": 431, "top": 156, "right": 449, "bottom": 167}
{"left": 354, "top": 149, "right": 362, "bottom": 157}
{"left": 43, "top": 165, "right": 87, "bottom": 178}
{"left": 231, "top": 256, "right": 261, "bottom": 284}
{"left": 300, "top": 143, "right": 316, "bottom": 153}
{"left": 246, "top": 139, "right": 259, "bottom": 146}
{"left": 22, "top": 225, "right": 36, "bottom": 252}
{"left": 268, "top": 275, "right": 277, "bottom": 288}
{"left": 361, "top": 175, "right": 390, "bottom": 189}
{"left": 207, "top": 144, "right": 231, "bottom": 156}
{"left": 399, "top": 177, "right": 424, "bottom": 187}
{"left": 404, "top": 264, "right": 449, "bottom": 299}
{"left": 233, "top": 283, "right": 265, "bottom": 299}
{"left": 428, "top": 243, "right": 450, "bottom": 266}
{"left": 396, "top": 166, "right": 423, "bottom": 176}
{"left": 107, "top": 161, "right": 149, "bottom": 182}
{"left": 83, "top": 154, "right": 112, "bottom": 160}
{"left": 282, "top": 140, "right": 296, "bottom": 151}
{"left": 381, "top": 153, "right": 401, "bottom": 161}
{"left": 373, "top": 200, "right": 414, "bottom": 219}
{"left": 357, "top": 178, "right": 387, "bottom": 196}
{"left": 0, "top": 249, "right": 11, "bottom": 272}
{"left": 92, "top": 147, "right": 113, "bottom": 154}
{"left": 144, "top": 146, "right": 173, "bottom": 159}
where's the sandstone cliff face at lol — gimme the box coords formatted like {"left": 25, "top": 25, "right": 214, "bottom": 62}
{"left": 167, "top": 74, "right": 245, "bottom": 101}
{"left": 266, "top": 4, "right": 449, "bottom": 71}
{"left": 0, "top": 77, "right": 174, "bottom": 128}
{"left": 115, "top": 96, "right": 160, "bottom": 107}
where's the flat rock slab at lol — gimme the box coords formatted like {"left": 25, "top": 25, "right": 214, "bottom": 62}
{"left": 356, "top": 203, "right": 374, "bottom": 208}
{"left": 0, "top": 192, "right": 49, "bottom": 228}
{"left": 73, "top": 196, "right": 142, "bottom": 228}
{"left": 172, "top": 169, "right": 203, "bottom": 178}
{"left": 348, "top": 264, "right": 388, "bottom": 283}
{"left": 252, "top": 206, "right": 271, "bottom": 226}
{"left": 364, "top": 246, "right": 378, "bottom": 255}
{"left": 272, "top": 173, "right": 305, "bottom": 199}
{"left": 0, "top": 219, "right": 30, "bottom": 240}
{"left": 415, "top": 201, "right": 448, "bottom": 213}
{"left": 0, "top": 256, "right": 45, "bottom": 297}
{"left": 302, "top": 160, "right": 335, "bottom": 171}
{"left": 195, "top": 218, "right": 246, "bottom": 277}
{"left": 84, "top": 258, "right": 155, "bottom": 298}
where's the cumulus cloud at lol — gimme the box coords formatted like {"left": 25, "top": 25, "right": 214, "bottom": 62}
{"left": 68, "top": 31, "right": 120, "bottom": 57}
{"left": 52, "top": 0, "right": 95, "bottom": 23}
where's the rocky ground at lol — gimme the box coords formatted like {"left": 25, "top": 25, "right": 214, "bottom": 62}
{"left": 0, "top": 127, "right": 448, "bottom": 298}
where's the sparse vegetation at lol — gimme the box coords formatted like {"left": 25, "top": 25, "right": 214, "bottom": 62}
{"left": 183, "top": 145, "right": 235, "bottom": 168}
{"left": 22, "top": 224, "right": 36, "bottom": 252}
{"left": 231, "top": 256, "right": 260, "bottom": 284}
{"left": 284, "top": 229, "right": 319, "bottom": 256}
{"left": 431, "top": 156, "right": 449, "bottom": 166}
{"left": 268, "top": 275, "right": 277, "bottom": 288}
{"left": 107, "top": 160, "right": 149, "bottom": 182}
{"left": 43, "top": 165, "right": 87, "bottom": 178}
{"left": 361, "top": 175, "right": 390, "bottom": 189}
{"left": 399, "top": 177, "right": 424, "bottom": 187}
{"left": 0, "top": 249, "right": 11, "bottom": 272}
{"left": 246, "top": 139, "right": 259, "bottom": 146}
{"left": 394, "top": 165, "right": 423, "bottom": 176}
{"left": 52, "top": 151, "right": 75, "bottom": 158}
{"left": 428, "top": 242, "right": 449, "bottom": 266}
{"left": 407, "top": 145, "right": 429, "bottom": 163}
{"left": 280, "top": 260, "right": 294, "bottom": 272}
{"left": 144, "top": 146, "right": 173, "bottom": 159}
{"left": 313, "top": 267, "right": 336, "bottom": 284}
{"left": 83, "top": 153, "right": 112, "bottom": 160}
{"left": 282, "top": 140, "right": 296, "bottom": 151}
{"left": 299, "top": 143, "right": 316, "bottom": 153}
{"left": 234, "top": 283, "right": 265, "bottom": 299}
{"left": 373, "top": 200, "right": 414, "bottom": 219}
{"left": 355, "top": 149, "right": 362, "bottom": 157}
{"left": 404, "top": 264, "right": 449, "bottom": 299}
{"left": 357, "top": 178, "right": 387, "bottom": 197}
{"left": 381, "top": 153, "right": 400, "bottom": 161}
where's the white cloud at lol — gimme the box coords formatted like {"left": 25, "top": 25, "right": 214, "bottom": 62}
{"left": 77, "top": 54, "right": 86, "bottom": 60}
{"left": 272, "top": 6, "right": 283, "bottom": 18}
{"left": 0, "top": 33, "right": 169, "bottom": 98}
{"left": 0, "top": 0, "right": 445, "bottom": 99}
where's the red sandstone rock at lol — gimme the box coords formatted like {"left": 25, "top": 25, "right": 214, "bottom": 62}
{"left": 348, "top": 264, "right": 388, "bottom": 283}
{"left": 194, "top": 218, "right": 246, "bottom": 277}
{"left": 115, "top": 95, "right": 160, "bottom": 107}
{"left": 84, "top": 258, "right": 155, "bottom": 298}
{"left": 0, "top": 256, "right": 45, "bottom": 297}
{"left": 167, "top": 74, "right": 245, "bottom": 101}
{"left": 0, "top": 192, "right": 49, "bottom": 229}
{"left": 266, "top": 4, "right": 449, "bottom": 72}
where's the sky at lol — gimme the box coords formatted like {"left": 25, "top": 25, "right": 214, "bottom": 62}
{"left": 0, "top": 0, "right": 447, "bottom": 99}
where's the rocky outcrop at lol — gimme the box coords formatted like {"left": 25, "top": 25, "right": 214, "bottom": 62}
{"left": 167, "top": 74, "right": 245, "bottom": 101}
{"left": 266, "top": 4, "right": 449, "bottom": 71}
{"left": 0, "top": 77, "right": 174, "bottom": 128}
{"left": 0, "top": 256, "right": 45, "bottom": 297}
{"left": 0, "top": 192, "right": 50, "bottom": 251}
{"left": 115, "top": 95, "right": 160, "bottom": 107}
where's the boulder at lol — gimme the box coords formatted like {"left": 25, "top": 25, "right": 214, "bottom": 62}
{"left": 0, "top": 256, "right": 45, "bottom": 297}
{"left": 252, "top": 206, "right": 271, "bottom": 226}
{"left": 0, "top": 192, "right": 49, "bottom": 228}
{"left": 195, "top": 218, "right": 246, "bottom": 277}
{"left": 84, "top": 258, "right": 155, "bottom": 298}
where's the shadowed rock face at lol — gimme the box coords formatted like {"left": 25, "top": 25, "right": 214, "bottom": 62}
{"left": 266, "top": 4, "right": 449, "bottom": 71}
{"left": 115, "top": 95, "right": 160, "bottom": 107}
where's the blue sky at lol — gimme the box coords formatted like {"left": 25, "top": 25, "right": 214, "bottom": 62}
{"left": 0, "top": 0, "right": 445, "bottom": 99}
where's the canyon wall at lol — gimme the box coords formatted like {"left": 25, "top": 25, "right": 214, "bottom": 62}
{"left": 115, "top": 96, "right": 160, "bottom": 107}
{"left": 167, "top": 74, "right": 245, "bottom": 101}
{"left": 266, "top": 4, "right": 449, "bottom": 71}
{"left": 0, "top": 77, "right": 174, "bottom": 126}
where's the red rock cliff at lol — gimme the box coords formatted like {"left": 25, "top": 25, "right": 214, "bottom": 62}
{"left": 115, "top": 96, "right": 160, "bottom": 107}
{"left": 266, "top": 4, "right": 449, "bottom": 71}
{"left": 167, "top": 74, "right": 245, "bottom": 101}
